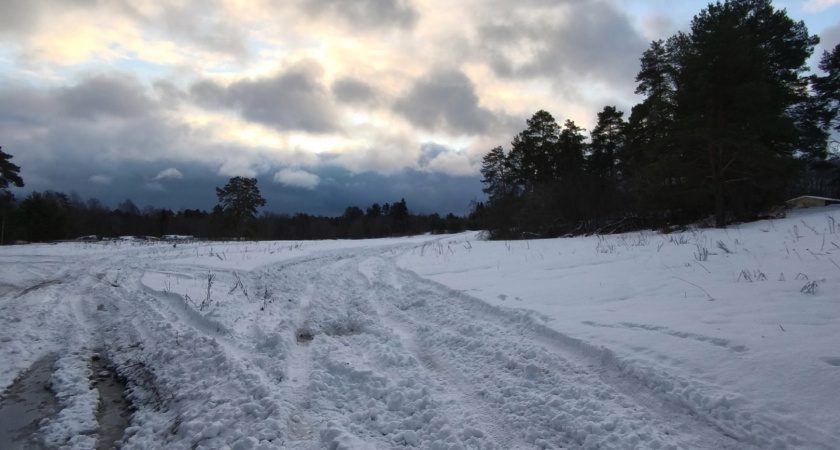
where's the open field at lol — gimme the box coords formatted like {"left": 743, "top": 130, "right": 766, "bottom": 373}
{"left": 1, "top": 206, "right": 839, "bottom": 449}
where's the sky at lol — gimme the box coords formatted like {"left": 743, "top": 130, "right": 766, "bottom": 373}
{"left": 1, "top": 0, "right": 839, "bottom": 217}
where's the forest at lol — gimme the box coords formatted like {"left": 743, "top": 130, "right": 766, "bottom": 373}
{"left": 0, "top": 177, "right": 472, "bottom": 243}
{"left": 477, "top": 0, "right": 840, "bottom": 238}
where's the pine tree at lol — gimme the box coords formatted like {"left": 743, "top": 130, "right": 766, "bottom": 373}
{"left": 0, "top": 146, "right": 23, "bottom": 245}
{"left": 507, "top": 110, "right": 561, "bottom": 190}
{"left": 636, "top": 0, "right": 820, "bottom": 227}
{"left": 816, "top": 44, "right": 840, "bottom": 135}
{"left": 216, "top": 177, "right": 266, "bottom": 237}
{"left": 480, "top": 146, "right": 514, "bottom": 203}
{"left": 0, "top": 147, "right": 24, "bottom": 190}
{"left": 555, "top": 120, "right": 586, "bottom": 179}
{"left": 588, "top": 107, "right": 626, "bottom": 180}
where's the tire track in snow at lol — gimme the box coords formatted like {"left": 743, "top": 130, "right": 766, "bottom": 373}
{"left": 284, "top": 280, "right": 316, "bottom": 446}
{"left": 1, "top": 256, "right": 138, "bottom": 449}
{"left": 3, "top": 239, "right": 805, "bottom": 449}
{"left": 363, "top": 255, "right": 752, "bottom": 449}
{"left": 86, "top": 259, "right": 299, "bottom": 449}
{"left": 359, "top": 258, "right": 528, "bottom": 449}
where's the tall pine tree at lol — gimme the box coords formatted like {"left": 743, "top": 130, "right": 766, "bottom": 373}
{"left": 639, "top": 0, "right": 820, "bottom": 227}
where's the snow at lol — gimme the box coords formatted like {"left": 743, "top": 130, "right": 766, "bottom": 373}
{"left": 0, "top": 207, "right": 839, "bottom": 449}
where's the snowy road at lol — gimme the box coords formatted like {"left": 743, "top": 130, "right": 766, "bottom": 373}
{"left": 2, "top": 210, "right": 840, "bottom": 449}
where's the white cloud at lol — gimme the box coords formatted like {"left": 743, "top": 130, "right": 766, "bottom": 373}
{"left": 424, "top": 151, "right": 477, "bottom": 177}
{"left": 217, "top": 160, "right": 258, "bottom": 178}
{"left": 152, "top": 167, "right": 184, "bottom": 181}
{"left": 89, "top": 174, "right": 112, "bottom": 185}
{"left": 804, "top": 0, "right": 840, "bottom": 12}
{"left": 272, "top": 168, "right": 320, "bottom": 189}
{"left": 327, "top": 130, "right": 422, "bottom": 174}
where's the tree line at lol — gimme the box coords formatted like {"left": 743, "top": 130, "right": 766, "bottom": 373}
{"left": 478, "top": 0, "right": 840, "bottom": 239}
{"left": 0, "top": 167, "right": 472, "bottom": 243}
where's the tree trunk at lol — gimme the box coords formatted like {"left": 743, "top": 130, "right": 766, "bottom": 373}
{"left": 714, "top": 182, "right": 726, "bottom": 228}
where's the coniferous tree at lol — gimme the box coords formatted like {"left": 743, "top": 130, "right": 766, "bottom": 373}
{"left": 18, "top": 191, "right": 70, "bottom": 242}
{"left": 0, "top": 147, "right": 24, "bottom": 245}
{"left": 508, "top": 110, "right": 561, "bottom": 190}
{"left": 638, "top": 0, "right": 820, "bottom": 227}
{"left": 555, "top": 120, "right": 587, "bottom": 179}
{"left": 0, "top": 147, "right": 24, "bottom": 190}
{"left": 588, "top": 107, "right": 626, "bottom": 180}
{"left": 215, "top": 177, "right": 266, "bottom": 238}
{"left": 816, "top": 44, "right": 840, "bottom": 135}
{"left": 480, "top": 146, "right": 514, "bottom": 203}
{"left": 366, "top": 203, "right": 382, "bottom": 217}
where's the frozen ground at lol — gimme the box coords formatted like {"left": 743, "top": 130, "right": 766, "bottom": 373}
{"left": 0, "top": 206, "right": 838, "bottom": 449}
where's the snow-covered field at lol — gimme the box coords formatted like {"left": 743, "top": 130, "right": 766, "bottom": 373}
{"left": 1, "top": 206, "right": 839, "bottom": 449}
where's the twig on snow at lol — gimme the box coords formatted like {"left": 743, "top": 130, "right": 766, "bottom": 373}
{"left": 674, "top": 277, "right": 716, "bottom": 301}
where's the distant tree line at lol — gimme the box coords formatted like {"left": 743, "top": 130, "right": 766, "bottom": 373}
{"left": 477, "top": 0, "right": 840, "bottom": 239}
{"left": 0, "top": 182, "right": 472, "bottom": 244}
{"left": 0, "top": 147, "right": 474, "bottom": 243}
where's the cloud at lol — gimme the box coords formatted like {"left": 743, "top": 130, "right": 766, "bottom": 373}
{"left": 89, "top": 175, "right": 113, "bottom": 185}
{"left": 121, "top": 0, "right": 250, "bottom": 59}
{"left": 260, "top": 167, "right": 481, "bottom": 216}
{"left": 0, "top": 74, "right": 181, "bottom": 166}
{"left": 418, "top": 142, "right": 476, "bottom": 177}
{"left": 804, "top": 0, "right": 840, "bottom": 12}
{"left": 273, "top": 168, "right": 321, "bottom": 189}
{"left": 477, "top": 1, "right": 646, "bottom": 88}
{"left": 820, "top": 21, "right": 840, "bottom": 50}
{"left": 153, "top": 167, "right": 184, "bottom": 181}
{"left": 332, "top": 77, "right": 379, "bottom": 106}
{"left": 57, "top": 74, "right": 156, "bottom": 121}
{"left": 0, "top": 1, "right": 42, "bottom": 36}
{"left": 324, "top": 130, "right": 421, "bottom": 174}
{"left": 639, "top": 15, "right": 676, "bottom": 41}
{"left": 217, "top": 159, "right": 259, "bottom": 178}
{"left": 0, "top": 0, "right": 250, "bottom": 65}
{"left": 393, "top": 69, "right": 496, "bottom": 135}
{"left": 300, "top": 0, "right": 418, "bottom": 30}
{"left": 190, "top": 60, "right": 340, "bottom": 133}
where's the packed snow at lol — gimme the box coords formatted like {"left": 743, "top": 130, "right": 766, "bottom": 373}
{"left": 0, "top": 206, "right": 839, "bottom": 449}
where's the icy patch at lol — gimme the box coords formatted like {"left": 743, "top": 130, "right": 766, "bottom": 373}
{"left": 0, "top": 354, "right": 60, "bottom": 450}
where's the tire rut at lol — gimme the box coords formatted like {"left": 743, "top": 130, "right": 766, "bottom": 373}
{"left": 365, "top": 255, "right": 751, "bottom": 449}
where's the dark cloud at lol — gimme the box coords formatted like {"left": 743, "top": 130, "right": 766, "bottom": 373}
{"left": 418, "top": 142, "right": 449, "bottom": 168}
{"left": 0, "top": 71, "right": 480, "bottom": 217}
{"left": 262, "top": 165, "right": 481, "bottom": 216}
{"left": 332, "top": 77, "right": 378, "bottom": 106}
{"left": 0, "top": 1, "right": 41, "bottom": 36}
{"left": 478, "top": 1, "right": 646, "bottom": 88}
{"left": 393, "top": 69, "right": 496, "bottom": 135}
{"left": 57, "top": 75, "right": 157, "bottom": 120}
{"left": 152, "top": 80, "right": 190, "bottom": 109}
{"left": 0, "top": 74, "right": 164, "bottom": 158}
{"left": 0, "top": 0, "right": 101, "bottom": 37}
{"left": 11, "top": 155, "right": 481, "bottom": 217}
{"left": 190, "top": 61, "right": 339, "bottom": 133}
{"left": 300, "top": 0, "right": 418, "bottom": 30}
{"left": 0, "top": 73, "right": 197, "bottom": 201}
